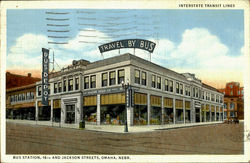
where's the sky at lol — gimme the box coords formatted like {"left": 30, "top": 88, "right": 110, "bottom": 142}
{"left": 6, "top": 9, "right": 244, "bottom": 88}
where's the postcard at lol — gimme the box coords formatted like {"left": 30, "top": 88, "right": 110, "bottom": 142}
{"left": 1, "top": 0, "right": 250, "bottom": 162}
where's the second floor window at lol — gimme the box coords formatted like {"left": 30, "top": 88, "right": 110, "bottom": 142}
{"left": 185, "top": 86, "right": 190, "bottom": 96}
{"left": 54, "top": 83, "right": 58, "bottom": 93}
{"left": 176, "top": 82, "right": 179, "bottom": 94}
{"left": 68, "top": 79, "right": 73, "bottom": 91}
{"left": 180, "top": 84, "right": 183, "bottom": 94}
{"left": 202, "top": 91, "right": 204, "bottom": 99}
{"left": 90, "top": 75, "right": 96, "bottom": 88}
{"left": 31, "top": 92, "right": 34, "bottom": 99}
{"left": 75, "top": 78, "right": 79, "bottom": 90}
{"left": 151, "top": 75, "right": 156, "bottom": 88}
{"left": 135, "top": 69, "right": 140, "bottom": 84}
{"left": 63, "top": 80, "right": 66, "bottom": 92}
{"left": 142, "top": 71, "right": 146, "bottom": 86}
{"left": 195, "top": 88, "right": 198, "bottom": 97}
{"left": 169, "top": 80, "right": 173, "bottom": 92}
{"left": 58, "top": 82, "right": 62, "bottom": 93}
{"left": 118, "top": 69, "right": 125, "bottom": 84}
{"left": 102, "top": 73, "right": 108, "bottom": 87}
{"left": 165, "top": 79, "right": 168, "bottom": 91}
{"left": 157, "top": 77, "right": 161, "bottom": 89}
{"left": 84, "top": 76, "right": 89, "bottom": 89}
{"left": 109, "top": 71, "right": 116, "bottom": 86}
{"left": 211, "top": 94, "right": 214, "bottom": 101}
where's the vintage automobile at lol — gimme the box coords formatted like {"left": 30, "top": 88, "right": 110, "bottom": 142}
{"left": 225, "top": 117, "right": 239, "bottom": 124}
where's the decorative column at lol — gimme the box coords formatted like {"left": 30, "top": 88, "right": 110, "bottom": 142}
{"left": 147, "top": 93, "right": 150, "bottom": 125}
{"left": 161, "top": 96, "right": 164, "bottom": 125}
{"left": 183, "top": 99, "right": 185, "bottom": 124}
{"left": 50, "top": 99, "right": 53, "bottom": 122}
{"left": 173, "top": 98, "right": 176, "bottom": 124}
{"left": 209, "top": 104, "right": 212, "bottom": 122}
{"left": 35, "top": 101, "right": 38, "bottom": 121}
{"left": 97, "top": 94, "right": 101, "bottom": 125}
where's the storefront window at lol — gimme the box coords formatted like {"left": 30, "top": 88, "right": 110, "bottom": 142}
{"left": 135, "top": 69, "right": 140, "bottom": 84}
{"left": 169, "top": 80, "right": 173, "bottom": 92}
{"left": 109, "top": 71, "right": 116, "bottom": 86}
{"left": 118, "top": 69, "right": 125, "bottom": 84}
{"left": 65, "top": 105, "right": 75, "bottom": 124}
{"left": 176, "top": 82, "right": 179, "bottom": 94}
{"left": 206, "top": 111, "right": 210, "bottom": 121}
{"left": 230, "top": 111, "right": 235, "bottom": 117}
{"left": 157, "top": 77, "right": 161, "bottom": 89}
{"left": 142, "top": 71, "right": 146, "bottom": 86}
{"left": 101, "top": 105, "right": 125, "bottom": 125}
{"left": 134, "top": 105, "right": 148, "bottom": 125}
{"left": 185, "top": 110, "right": 191, "bottom": 123}
{"left": 54, "top": 83, "right": 58, "bottom": 93}
{"left": 102, "top": 73, "right": 108, "bottom": 87}
{"left": 151, "top": 106, "right": 161, "bottom": 125}
{"left": 230, "top": 103, "right": 235, "bottom": 110}
{"left": 151, "top": 75, "right": 156, "bottom": 88}
{"left": 163, "top": 108, "right": 173, "bottom": 124}
{"left": 75, "top": 78, "right": 79, "bottom": 90}
{"left": 83, "top": 106, "right": 97, "bottom": 124}
{"left": 165, "top": 79, "right": 168, "bottom": 91}
{"left": 211, "top": 112, "right": 215, "bottom": 121}
{"left": 90, "top": 75, "right": 96, "bottom": 88}
{"left": 68, "top": 79, "right": 73, "bottom": 91}
{"left": 84, "top": 76, "right": 89, "bottom": 89}
{"left": 180, "top": 84, "right": 183, "bottom": 94}
{"left": 58, "top": 82, "right": 62, "bottom": 93}
{"left": 53, "top": 108, "right": 61, "bottom": 122}
{"left": 176, "top": 109, "right": 184, "bottom": 123}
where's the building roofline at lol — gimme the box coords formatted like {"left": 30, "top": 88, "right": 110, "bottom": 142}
{"left": 6, "top": 83, "right": 36, "bottom": 92}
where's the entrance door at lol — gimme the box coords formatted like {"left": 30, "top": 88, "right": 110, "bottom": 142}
{"left": 66, "top": 105, "right": 75, "bottom": 124}
{"left": 195, "top": 108, "right": 200, "bottom": 122}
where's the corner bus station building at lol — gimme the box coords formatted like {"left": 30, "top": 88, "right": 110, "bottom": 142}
{"left": 7, "top": 53, "right": 224, "bottom": 126}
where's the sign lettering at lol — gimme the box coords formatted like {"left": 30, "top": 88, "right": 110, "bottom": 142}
{"left": 98, "top": 39, "right": 156, "bottom": 53}
{"left": 42, "top": 48, "right": 49, "bottom": 106}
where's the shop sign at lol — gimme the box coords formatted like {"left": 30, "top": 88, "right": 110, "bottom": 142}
{"left": 82, "top": 87, "right": 123, "bottom": 96}
{"left": 98, "top": 39, "right": 156, "bottom": 53}
{"left": 42, "top": 48, "right": 49, "bottom": 106}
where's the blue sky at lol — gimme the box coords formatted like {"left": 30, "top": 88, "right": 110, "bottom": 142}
{"left": 6, "top": 9, "right": 244, "bottom": 88}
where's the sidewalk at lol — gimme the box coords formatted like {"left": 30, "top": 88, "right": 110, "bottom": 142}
{"left": 6, "top": 119, "right": 223, "bottom": 133}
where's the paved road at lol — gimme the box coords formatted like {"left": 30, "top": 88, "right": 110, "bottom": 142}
{"left": 6, "top": 122, "right": 243, "bottom": 154}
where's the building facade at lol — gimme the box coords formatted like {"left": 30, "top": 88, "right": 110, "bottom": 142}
{"left": 218, "top": 82, "right": 244, "bottom": 120}
{"left": 35, "top": 53, "right": 224, "bottom": 126}
{"left": 6, "top": 72, "right": 40, "bottom": 120}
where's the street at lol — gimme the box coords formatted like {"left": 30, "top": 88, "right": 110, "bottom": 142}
{"left": 6, "top": 122, "right": 243, "bottom": 154}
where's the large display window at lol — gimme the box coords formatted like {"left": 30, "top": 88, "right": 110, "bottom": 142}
{"left": 83, "top": 106, "right": 97, "bottom": 124}
{"left": 163, "top": 108, "right": 173, "bottom": 124}
{"left": 38, "top": 106, "right": 51, "bottom": 121}
{"left": 185, "top": 110, "right": 191, "bottom": 123}
{"left": 101, "top": 105, "right": 125, "bottom": 125}
{"left": 150, "top": 106, "right": 161, "bottom": 125}
{"left": 134, "top": 105, "right": 147, "bottom": 125}
{"left": 176, "top": 109, "right": 184, "bottom": 123}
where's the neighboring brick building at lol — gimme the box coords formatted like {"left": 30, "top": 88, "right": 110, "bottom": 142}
{"left": 6, "top": 72, "right": 41, "bottom": 119}
{"left": 218, "top": 82, "right": 244, "bottom": 120}
{"left": 6, "top": 72, "right": 41, "bottom": 89}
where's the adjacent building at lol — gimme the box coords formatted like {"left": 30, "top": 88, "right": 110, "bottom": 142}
{"left": 218, "top": 82, "right": 244, "bottom": 120}
{"left": 6, "top": 72, "right": 40, "bottom": 119}
{"left": 34, "top": 53, "right": 224, "bottom": 126}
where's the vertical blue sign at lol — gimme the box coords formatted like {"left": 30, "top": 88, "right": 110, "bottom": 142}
{"left": 42, "top": 48, "right": 49, "bottom": 106}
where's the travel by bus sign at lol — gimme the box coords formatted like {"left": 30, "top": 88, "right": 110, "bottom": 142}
{"left": 98, "top": 39, "right": 156, "bottom": 53}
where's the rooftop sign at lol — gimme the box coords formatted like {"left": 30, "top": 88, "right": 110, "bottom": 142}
{"left": 42, "top": 48, "right": 49, "bottom": 106}
{"left": 98, "top": 39, "right": 156, "bottom": 53}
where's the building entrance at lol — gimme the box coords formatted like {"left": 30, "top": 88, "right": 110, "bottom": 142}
{"left": 195, "top": 108, "right": 200, "bottom": 122}
{"left": 65, "top": 105, "right": 75, "bottom": 124}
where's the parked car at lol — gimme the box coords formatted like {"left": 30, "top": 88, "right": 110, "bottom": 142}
{"left": 225, "top": 117, "right": 239, "bottom": 124}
